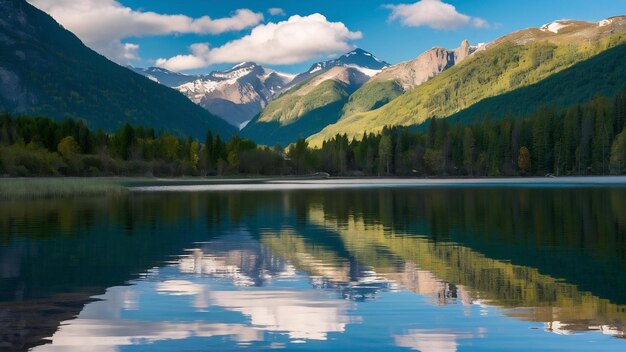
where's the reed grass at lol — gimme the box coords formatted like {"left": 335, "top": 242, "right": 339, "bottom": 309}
{"left": 0, "top": 178, "right": 127, "bottom": 200}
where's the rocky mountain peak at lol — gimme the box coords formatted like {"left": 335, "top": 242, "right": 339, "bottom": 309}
{"left": 229, "top": 62, "right": 258, "bottom": 70}
{"left": 334, "top": 48, "right": 390, "bottom": 70}
{"left": 286, "top": 49, "right": 390, "bottom": 89}
{"left": 373, "top": 40, "right": 475, "bottom": 91}
{"left": 454, "top": 39, "right": 472, "bottom": 63}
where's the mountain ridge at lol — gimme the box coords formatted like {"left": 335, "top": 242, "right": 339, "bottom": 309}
{"left": 306, "top": 16, "right": 626, "bottom": 146}
{"left": 0, "top": 0, "right": 235, "bottom": 139}
{"left": 132, "top": 49, "right": 390, "bottom": 133}
{"left": 240, "top": 49, "right": 391, "bottom": 145}
{"left": 133, "top": 62, "right": 295, "bottom": 128}
{"left": 286, "top": 48, "right": 390, "bottom": 89}
{"left": 341, "top": 40, "right": 479, "bottom": 118}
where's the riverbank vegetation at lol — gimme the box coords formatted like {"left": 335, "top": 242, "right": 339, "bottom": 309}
{"left": 0, "top": 178, "right": 126, "bottom": 200}
{"left": 0, "top": 89, "right": 625, "bottom": 177}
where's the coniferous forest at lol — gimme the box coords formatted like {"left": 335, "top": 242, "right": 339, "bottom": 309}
{"left": 1, "top": 89, "right": 625, "bottom": 177}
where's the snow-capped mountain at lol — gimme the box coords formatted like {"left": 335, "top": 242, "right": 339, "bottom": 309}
{"left": 133, "top": 63, "right": 295, "bottom": 128}
{"left": 133, "top": 50, "right": 387, "bottom": 129}
{"left": 339, "top": 40, "right": 481, "bottom": 119}
{"left": 241, "top": 49, "right": 391, "bottom": 146}
{"left": 288, "top": 48, "right": 391, "bottom": 88}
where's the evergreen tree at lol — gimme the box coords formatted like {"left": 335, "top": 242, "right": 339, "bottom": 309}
{"left": 205, "top": 130, "right": 214, "bottom": 170}
{"left": 463, "top": 128, "right": 475, "bottom": 175}
{"left": 378, "top": 135, "right": 392, "bottom": 175}
{"left": 518, "top": 146, "right": 531, "bottom": 175}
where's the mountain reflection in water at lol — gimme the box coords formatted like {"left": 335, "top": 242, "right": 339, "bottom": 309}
{"left": 1, "top": 186, "right": 625, "bottom": 351}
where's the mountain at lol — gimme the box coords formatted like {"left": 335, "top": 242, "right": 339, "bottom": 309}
{"left": 133, "top": 63, "right": 295, "bottom": 129}
{"left": 241, "top": 49, "right": 389, "bottom": 145}
{"left": 307, "top": 17, "right": 626, "bottom": 146}
{"left": 342, "top": 40, "right": 481, "bottom": 118}
{"left": 176, "top": 63, "right": 295, "bottom": 128}
{"left": 446, "top": 43, "right": 626, "bottom": 126}
{"left": 0, "top": 0, "right": 235, "bottom": 139}
{"left": 287, "top": 48, "right": 390, "bottom": 88}
{"left": 129, "top": 66, "right": 197, "bottom": 87}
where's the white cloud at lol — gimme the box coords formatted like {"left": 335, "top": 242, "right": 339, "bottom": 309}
{"left": 385, "top": 0, "right": 489, "bottom": 30}
{"left": 27, "top": 0, "right": 264, "bottom": 63}
{"left": 472, "top": 17, "right": 490, "bottom": 29}
{"left": 156, "top": 14, "right": 362, "bottom": 72}
{"left": 155, "top": 43, "right": 212, "bottom": 71}
{"left": 268, "top": 8, "right": 286, "bottom": 16}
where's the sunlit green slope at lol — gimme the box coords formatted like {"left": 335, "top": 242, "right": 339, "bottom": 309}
{"left": 308, "top": 18, "right": 626, "bottom": 146}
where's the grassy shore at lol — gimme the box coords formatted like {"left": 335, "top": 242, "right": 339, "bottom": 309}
{"left": 0, "top": 178, "right": 128, "bottom": 200}
{"left": 3, "top": 175, "right": 625, "bottom": 199}
{"left": 0, "top": 175, "right": 331, "bottom": 199}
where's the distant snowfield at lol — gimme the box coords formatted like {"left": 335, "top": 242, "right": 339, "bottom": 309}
{"left": 130, "top": 176, "right": 626, "bottom": 192}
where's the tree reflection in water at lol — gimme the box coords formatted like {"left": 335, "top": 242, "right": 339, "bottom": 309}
{"left": 1, "top": 186, "right": 625, "bottom": 350}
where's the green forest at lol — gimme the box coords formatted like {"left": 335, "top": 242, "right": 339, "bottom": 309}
{"left": 1, "top": 88, "right": 625, "bottom": 177}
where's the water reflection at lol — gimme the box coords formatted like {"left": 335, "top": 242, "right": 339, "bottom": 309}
{"left": 208, "top": 290, "right": 352, "bottom": 341}
{"left": 394, "top": 330, "right": 473, "bottom": 352}
{"left": 0, "top": 186, "right": 625, "bottom": 350}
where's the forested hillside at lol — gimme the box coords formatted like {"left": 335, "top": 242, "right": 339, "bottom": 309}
{"left": 446, "top": 43, "right": 626, "bottom": 125}
{"left": 242, "top": 79, "right": 351, "bottom": 146}
{"left": 0, "top": 0, "right": 234, "bottom": 139}
{"left": 2, "top": 87, "right": 624, "bottom": 177}
{"left": 308, "top": 21, "right": 626, "bottom": 146}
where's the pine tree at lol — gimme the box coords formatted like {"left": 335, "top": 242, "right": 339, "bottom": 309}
{"left": 518, "top": 146, "right": 531, "bottom": 175}
{"left": 463, "top": 127, "right": 475, "bottom": 175}
{"left": 205, "top": 130, "right": 213, "bottom": 170}
{"left": 378, "top": 135, "right": 392, "bottom": 175}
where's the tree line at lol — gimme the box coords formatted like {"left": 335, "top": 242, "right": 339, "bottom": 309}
{"left": 0, "top": 115, "right": 285, "bottom": 176}
{"left": 300, "top": 89, "right": 626, "bottom": 176}
{"left": 1, "top": 89, "right": 625, "bottom": 177}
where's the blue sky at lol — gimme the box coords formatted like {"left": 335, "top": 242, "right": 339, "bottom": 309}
{"left": 29, "top": 0, "right": 626, "bottom": 74}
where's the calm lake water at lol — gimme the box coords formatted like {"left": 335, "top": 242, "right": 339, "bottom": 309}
{"left": 1, "top": 182, "right": 626, "bottom": 351}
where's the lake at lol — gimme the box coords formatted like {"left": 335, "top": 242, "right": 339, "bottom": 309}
{"left": 1, "top": 181, "right": 626, "bottom": 351}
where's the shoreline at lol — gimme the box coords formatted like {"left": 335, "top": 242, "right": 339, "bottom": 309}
{"left": 1, "top": 176, "right": 626, "bottom": 199}
{"left": 128, "top": 176, "right": 626, "bottom": 192}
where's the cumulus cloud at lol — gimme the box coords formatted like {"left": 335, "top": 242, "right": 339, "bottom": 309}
{"left": 385, "top": 0, "right": 489, "bottom": 30}
{"left": 155, "top": 43, "right": 212, "bottom": 71}
{"left": 156, "top": 14, "right": 362, "bottom": 71}
{"left": 27, "top": 0, "right": 264, "bottom": 63}
{"left": 268, "top": 8, "right": 286, "bottom": 16}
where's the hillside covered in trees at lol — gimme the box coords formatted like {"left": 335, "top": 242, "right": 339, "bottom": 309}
{"left": 1, "top": 86, "right": 625, "bottom": 177}
{"left": 0, "top": 0, "right": 234, "bottom": 140}
{"left": 308, "top": 30, "right": 626, "bottom": 146}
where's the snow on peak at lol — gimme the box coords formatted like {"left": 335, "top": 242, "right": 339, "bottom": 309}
{"left": 598, "top": 18, "right": 614, "bottom": 27}
{"left": 336, "top": 49, "right": 388, "bottom": 69}
{"left": 345, "top": 64, "right": 382, "bottom": 77}
{"left": 309, "top": 62, "right": 327, "bottom": 74}
{"left": 300, "top": 49, "right": 389, "bottom": 78}
{"left": 360, "top": 51, "right": 387, "bottom": 64}
{"left": 176, "top": 79, "right": 220, "bottom": 104}
{"left": 341, "top": 49, "right": 376, "bottom": 60}
{"left": 540, "top": 20, "right": 572, "bottom": 34}
{"left": 470, "top": 42, "right": 488, "bottom": 51}
{"left": 211, "top": 64, "right": 258, "bottom": 81}
{"left": 231, "top": 62, "right": 256, "bottom": 70}
{"left": 343, "top": 48, "right": 365, "bottom": 56}
{"left": 272, "top": 71, "right": 296, "bottom": 81}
